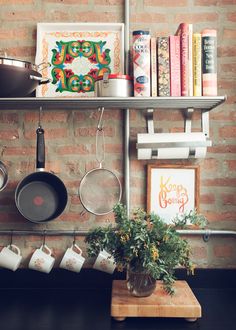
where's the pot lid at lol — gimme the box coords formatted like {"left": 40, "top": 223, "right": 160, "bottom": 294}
{"left": 96, "top": 74, "right": 133, "bottom": 81}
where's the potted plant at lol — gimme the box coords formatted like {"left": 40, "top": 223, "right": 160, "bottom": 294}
{"left": 86, "top": 203, "right": 207, "bottom": 297}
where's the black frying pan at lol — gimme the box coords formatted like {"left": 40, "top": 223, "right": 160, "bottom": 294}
{"left": 15, "top": 126, "right": 67, "bottom": 223}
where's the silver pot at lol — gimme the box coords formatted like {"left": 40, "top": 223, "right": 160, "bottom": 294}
{"left": 0, "top": 57, "right": 50, "bottom": 97}
{"left": 0, "top": 161, "right": 8, "bottom": 191}
{"left": 94, "top": 73, "right": 133, "bottom": 97}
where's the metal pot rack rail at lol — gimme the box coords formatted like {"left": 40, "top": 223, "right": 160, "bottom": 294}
{"left": 0, "top": 96, "right": 226, "bottom": 110}
{"left": 0, "top": 229, "right": 235, "bottom": 242}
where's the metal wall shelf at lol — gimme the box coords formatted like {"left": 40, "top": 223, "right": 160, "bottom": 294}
{"left": 0, "top": 96, "right": 226, "bottom": 111}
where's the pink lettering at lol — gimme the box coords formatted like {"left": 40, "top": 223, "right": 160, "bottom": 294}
{"left": 158, "top": 176, "right": 189, "bottom": 212}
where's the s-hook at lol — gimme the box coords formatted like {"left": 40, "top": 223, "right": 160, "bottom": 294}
{"left": 73, "top": 230, "right": 77, "bottom": 246}
{"left": 97, "top": 107, "right": 104, "bottom": 131}
{"left": 10, "top": 229, "right": 13, "bottom": 246}
{"left": 42, "top": 230, "right": 47, "bottom": 246}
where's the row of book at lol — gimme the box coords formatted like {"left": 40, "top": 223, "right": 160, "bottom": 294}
{"left": 132, "top": 24, "right": 217, "bottom": 97}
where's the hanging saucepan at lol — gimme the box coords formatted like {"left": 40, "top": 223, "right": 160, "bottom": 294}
{"left": 0, "top": 160, "right": 8, "bottom": 191}
{"left": 0, "top": 146, "right": 8, "bottom": 191}
{"left": 15, "top": 126, "right": 68, "bottom": 223}
{"left": 0, "top": 57, "right": 50, "bottom": 97}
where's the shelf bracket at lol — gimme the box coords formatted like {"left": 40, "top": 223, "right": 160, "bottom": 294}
{"left": 201, "top": 111, "right": 210, "bottom": 138}
{"left": 146, "top": 108, "right": 154, "bottom": 134}
{"left": 184, "top": 108, "right": 194, "bottom": 133}
{"left": 145, "top": 109, "right": 158, "bottom": 158}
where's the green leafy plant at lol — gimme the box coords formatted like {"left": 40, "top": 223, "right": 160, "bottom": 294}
{"left": 86, "top": 203, "right": 207, "bottom": 295}
{"left": 172, "top": 209, "right": 207, "bottom": 229}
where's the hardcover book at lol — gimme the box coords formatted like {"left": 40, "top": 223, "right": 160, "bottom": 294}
{"left": 188, "top": 24, "right": 193, "bottom": 96}
{"left": 175, "top": 23, "right": 191, "bottom": 96}
{"left": 169, "top": 35, "right": 181, "bottom": 96}
{"left": 193, "top": 33, "right": 202, "bottom": 96}
{"left": 202, "top": 29, "right": 217, "bottom": 96}
{"left": 157, "top": 37, "right": 170, "bottom": 96}
{"left": 150, "top": 37, "right": 157, "bottom": 97}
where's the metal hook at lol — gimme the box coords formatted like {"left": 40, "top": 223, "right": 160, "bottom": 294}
{"left": 43, "top": 230, "right": 46, "bottom": 246}
{"left": 80, "top": 210, "right": 87, "bottom": 216}
{"left": 97, "top": 107, "right": 104, "bottom": 131}
{"left": 203, "top": 230, "right": 210, "bottom": 242}
{"left": 0, "top": 146, "right": 6, "bottom": 158}
{"left": 73, "top": 230, "right": 76, "bottom": 246}
{"left": 10, "top": 230, "right": 13, "bottom": 246}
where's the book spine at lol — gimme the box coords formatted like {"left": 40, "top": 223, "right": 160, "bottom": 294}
{"left": 188, "top": 24, "right": 193, "bottom": 96}
{"left": 133, "top": 31, "right": 151, "bottom": 97}
{"left": 202, "top": 29, "right": 217, "bottom": 96}
{"left": 169, "top": 35, "right": 181, "bottom": 96}
{"left": 176, "top": 23, "right": 189, "bottom": 96}
{"left": 150, "top": 37, "right": 157, "bottom": 97}
{"left": 157, "top": 37, "right": 170, "bottom": 96}
{"left": 193, "top": 33, "right": 202, "bottom": 96}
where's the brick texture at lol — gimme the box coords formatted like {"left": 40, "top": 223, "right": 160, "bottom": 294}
{"left": 0, "top": 0, "right": 235, "bottom": 270}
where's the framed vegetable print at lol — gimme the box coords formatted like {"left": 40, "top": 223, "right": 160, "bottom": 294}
{"left": 35, "top": 23, "right": 124, "bottom": 97}
{"left": 147, "top": 164, "right": 200, "bottom": 224}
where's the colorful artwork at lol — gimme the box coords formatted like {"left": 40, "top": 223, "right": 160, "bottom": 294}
{"left": 51, "top": 40, "right": 111, "bottom": 94}
{"left": 147, "top": 165, "right": 199, "bottom": 224}
{"left": 36, "top": 23, "right": 124, "bottom": 97}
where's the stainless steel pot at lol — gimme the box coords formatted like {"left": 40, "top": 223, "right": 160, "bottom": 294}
{"left": 0, "top": 57, "right": 50, "bottom": 97}
{"left": 94, "top": 73, "right": 133, "bottom": 97}
{"left": 0, "top": 161, "right": 8, "bottom": 191}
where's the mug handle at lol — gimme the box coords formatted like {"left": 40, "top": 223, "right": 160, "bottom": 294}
{"left": 72, "top": 243, "right": 82, "bottom": 255}
{"left": 40, "top": 244, "right": 52, "bottom": 256}
{"left": 8, "top": 244, "right": 20, "bottom": 255}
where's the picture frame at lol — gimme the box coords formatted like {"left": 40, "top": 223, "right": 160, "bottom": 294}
{"left": 35, "top": 22, "right": 124, "bottom": 97}
{"left": 147, "top": 164, "right": 200, "bottom": 224}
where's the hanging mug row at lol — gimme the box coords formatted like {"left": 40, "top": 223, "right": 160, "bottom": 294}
{"left": 0, "top": 242, "right": 116, "bottom": 274}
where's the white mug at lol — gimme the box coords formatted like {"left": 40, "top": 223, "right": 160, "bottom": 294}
{"left": 0, "top": 244, "right": 22, "bottom": 271}
{"left": 93, "top": 249, "right": 116, "bottom": 274}
{"left": 59, "top": 244, "right": 85, "bottom": 273}
{"left": 29, "top": 244, "right": 55, "bottom": 273}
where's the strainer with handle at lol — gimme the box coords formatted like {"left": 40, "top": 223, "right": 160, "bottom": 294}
{"left": 79, "top": 108, "right": 122, "bottom": 215}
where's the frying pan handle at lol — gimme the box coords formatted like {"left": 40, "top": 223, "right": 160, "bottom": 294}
{"left": 30, "top": 75, "right": 50, "bottom": 85}
{"left": 36, "top": 127, "right": 45, "bottom": 170}
{"left": 39, "top": 78, "right": 50, "bottom": 85}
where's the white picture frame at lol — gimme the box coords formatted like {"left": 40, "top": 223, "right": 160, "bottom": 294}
{"left": 35, "top": 22, "right": 124, "bottom": 97}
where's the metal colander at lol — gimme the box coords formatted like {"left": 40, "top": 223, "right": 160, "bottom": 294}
{"left": 79, "top": 108, "right": 122, "bottom": 215}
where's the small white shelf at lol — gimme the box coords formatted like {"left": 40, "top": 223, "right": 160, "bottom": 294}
{"left": 0, "top": 96, "right": 226, "bottom": 111}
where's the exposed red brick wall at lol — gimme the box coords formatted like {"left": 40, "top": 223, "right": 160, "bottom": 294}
{"left": 0, "top": 0, "right": 235, "bottom": 269}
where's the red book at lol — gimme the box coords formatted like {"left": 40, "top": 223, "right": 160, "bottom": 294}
{"left": 175, "top": 23, "right": 189, "bottom": 96}
{"left": 169, "top": 35, "right": 181, "bottom": 96}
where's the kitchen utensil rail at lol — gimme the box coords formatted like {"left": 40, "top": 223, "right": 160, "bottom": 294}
{"left": 0, "top": 229, "right": 235, "bottom": 240}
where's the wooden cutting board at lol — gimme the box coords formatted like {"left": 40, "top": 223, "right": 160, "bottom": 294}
{"left": 111, "top": 280, "right": 201, "bottom": 321}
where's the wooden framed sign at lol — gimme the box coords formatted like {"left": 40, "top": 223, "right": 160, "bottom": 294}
{"left": 147, "top": 164, "right": 200, "bottom": 223}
